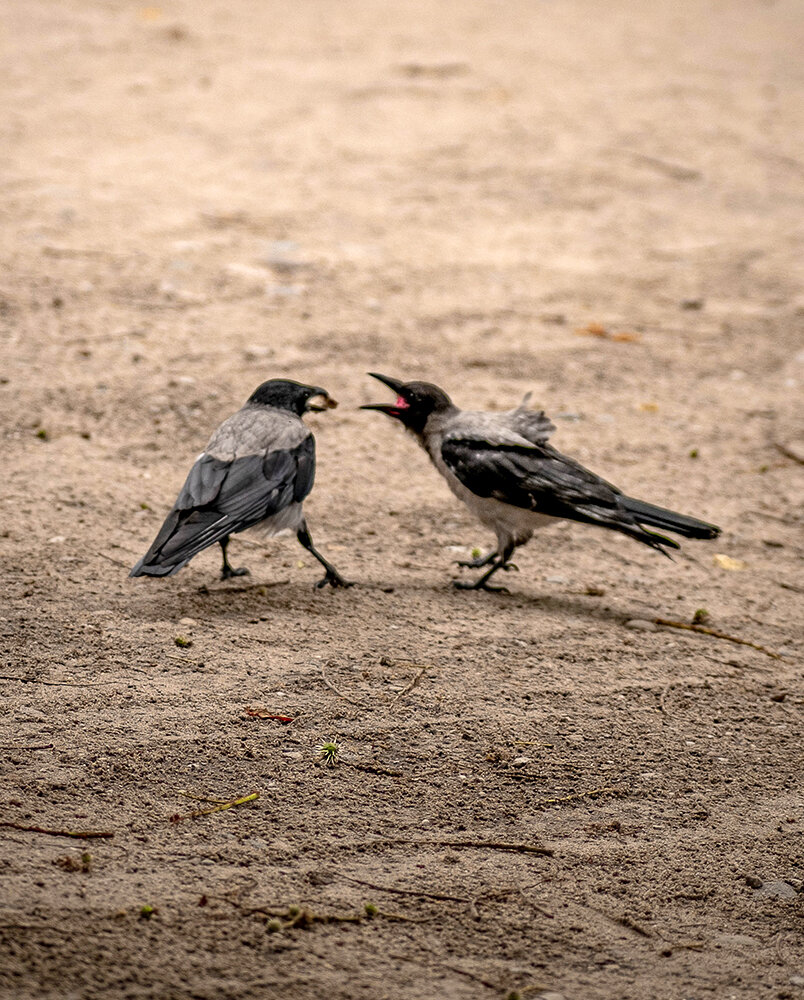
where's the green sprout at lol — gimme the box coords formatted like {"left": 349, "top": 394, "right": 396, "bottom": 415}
{"left": 692, "top": 608, "right": 710, "bottom": 625}
{"left": 364, "top": 902, "right": 378, "bottom": 919}
{"left": 316, "top": 739, "right": 341, "bottom": 766}
{"left": 140, "top": 904, "right": 156, "bottom": 920}
{"left": 174, "top": 635, "right": 192, "bottom": 648}
{"left": 471, "top": 547, "right": 482, "bottom": 559}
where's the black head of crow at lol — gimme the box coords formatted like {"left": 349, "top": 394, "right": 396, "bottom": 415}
{"left": 248, "top": 379, "right": 338, "bottom": 414}
{"left": 360, "top": 373, "right": 455, "bottom": 436}
{"left": 362, "top": 373, "right": 720, "bottom": 592}
{"left": 130, "top": 378, "right": 350, "bottom": 588}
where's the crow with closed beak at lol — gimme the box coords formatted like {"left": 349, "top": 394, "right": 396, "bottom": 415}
{"left": 362, "top": 374, "right": 720, "bottom": 591}
{"left": 130, "top": 379, "right": 350, "bottom": 587}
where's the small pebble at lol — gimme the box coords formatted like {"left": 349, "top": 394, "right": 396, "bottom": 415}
{"left": 757, "top": 880, "right": 797, "bottom": 899}
{"left": 624, "top": 619, "right": 659, "bottom": 632}
{"left": 789, "top": 976, "right": 804, "bottom": 987}
{"left": 511, "top": 757, "right": 532, "bottom": 767}
{"left": 745, "top": 875, "right": 763, "bottom": 889}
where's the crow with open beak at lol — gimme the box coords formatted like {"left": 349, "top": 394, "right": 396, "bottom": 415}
{"left": 362, "top": 373, "right": 720, "bottom": 591}
{"left": 130, "top": 379, "right": 350, "bottom": 587}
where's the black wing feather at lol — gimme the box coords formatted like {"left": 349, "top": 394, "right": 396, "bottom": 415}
{"left": 441, "top": 437, "right": 680, "bottom": 551}
{"left": 130, "top": 437, "right": 315, "bottom": 576}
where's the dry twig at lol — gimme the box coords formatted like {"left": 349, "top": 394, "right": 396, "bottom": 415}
{"left": 96, "top": 551, "right": 132, "bottom": 570}
{"left": 653, "top": 618, "right": 782, "bottom": 659}
{"left": 171, "top": 791, "right": 259, "bottom": 822}
{"left": 533, "top": 786, "right": 620, "bottom": 809}
{"left": 392, "top": 665, "right": 428, "bottom": 702}
{"left": 340, "top": 873, "right": 471, "bottom": 904}
{"left": 320, "top": 662, "right": 365, "bottom": 706}
{"left": 345, "top": 762, "right": 404, "bottom": 778}
{"left": 0, "top": 821, "right": 113, "bottom": 839}
{"left": 354, "top": 837, "right": 554, "bottom": 857}
{"left": 0, "top": 675, "right": 114, "bottom": 687}
{"left": 0, "top": 744, "right": 53, "bottom": 751}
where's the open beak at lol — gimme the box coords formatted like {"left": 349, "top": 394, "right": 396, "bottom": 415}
{"left": 360, "top": 372, "right": 410, "bottom": 418}
{"left": 306, "top": 388, "right": 338, "bottom": 412}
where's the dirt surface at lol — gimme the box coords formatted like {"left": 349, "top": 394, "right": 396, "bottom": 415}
{"left": 1, "top": 1, "right": 803, "bottom": 998}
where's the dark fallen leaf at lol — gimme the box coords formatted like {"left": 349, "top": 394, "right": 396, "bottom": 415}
{"left": 244, "top": 706, "right": 294, "bottom": 723}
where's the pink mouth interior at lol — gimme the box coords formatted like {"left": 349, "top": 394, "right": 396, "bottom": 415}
{"left": 395, "top": 395, "right": 410, "bottom": 409}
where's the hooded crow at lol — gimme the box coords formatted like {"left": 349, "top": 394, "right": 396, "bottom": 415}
{"left": 362, "top": 374, "right": 720, "bottom": 591}
{"left": 130, "top": 379, "right": 350, "bottom": 588}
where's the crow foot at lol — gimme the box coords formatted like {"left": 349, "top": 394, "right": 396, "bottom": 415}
{"left": 315, "top": 570, "right": 354, "bottom": 590}
{"left": 455, "top": 551, "right": 497, "bottom": 569}
{"left": 221, "top": 565, "right": 250, "bottom": 580}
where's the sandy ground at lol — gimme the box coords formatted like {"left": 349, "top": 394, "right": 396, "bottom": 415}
{"left": 1, "top": 1, "right": 803, "bottom": 997}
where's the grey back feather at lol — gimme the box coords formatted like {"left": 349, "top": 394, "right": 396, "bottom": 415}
{"left": 206, "top": 405, "right": 309, "bottom": 460}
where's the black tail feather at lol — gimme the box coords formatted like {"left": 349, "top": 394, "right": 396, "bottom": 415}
{"left": 621, "top": 496, "right": 720, "bottom": 539}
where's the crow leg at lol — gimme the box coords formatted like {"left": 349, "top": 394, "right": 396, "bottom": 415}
{"left": 297, "top": 522, "right": 352, "bottom": 589}
{"left": 455, "top": 550, "right": 497, "bottom": 569}
{"left": 454, "top": 543, "right": 517, "bottom": 592}
{"left": 219, "top": 536, "right": 249, "bottom": 580}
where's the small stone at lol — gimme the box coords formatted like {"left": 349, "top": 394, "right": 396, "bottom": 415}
{"left": 511, "top": 757, "right": 532, "bottom": 767}
{"left": 307, "top": 870, "right": 335, "bottom": 886}
{"left": 757, "top": 880, "right": 797, "bottom": 899}
{"left": 745, "top": 875, "right": 763, "bottom": 889}
{"left": 713, "top": 553, "right": 747, "bottom": 571}
{"left": 178, "top": 618, "right": 198, "bottom": 627}
{"left": 624, "top": 619, "right": 659, "bottom": 632}
{"left": 536, "top": 992, "right": 566, "bottom": 1000}
{"left": 545, "top": 575, "right": 568, "bottom": 584}
{"left": 789, "top": 976, "right": 804, "bottom": 987}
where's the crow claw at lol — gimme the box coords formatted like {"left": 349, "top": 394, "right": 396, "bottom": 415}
{"left": 316, "top": 572, "right": 354, "bottom": 590}
{"left": 221, "top": 566, "right": 250, "bottom": 580}
{"left": 455, "top": 552, "right": 496, "bottom": 569}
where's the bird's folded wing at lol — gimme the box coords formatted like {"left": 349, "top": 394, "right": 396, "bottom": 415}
{"left": 441, "top": 436, "right": 626, "bottom": 522}
{"left": 137, "top": 437, "right": 315, "bottom": 570}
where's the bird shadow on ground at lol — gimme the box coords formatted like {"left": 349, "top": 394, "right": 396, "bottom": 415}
{"left": 126, "top": 575, "right": 357, "bottom": 622}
